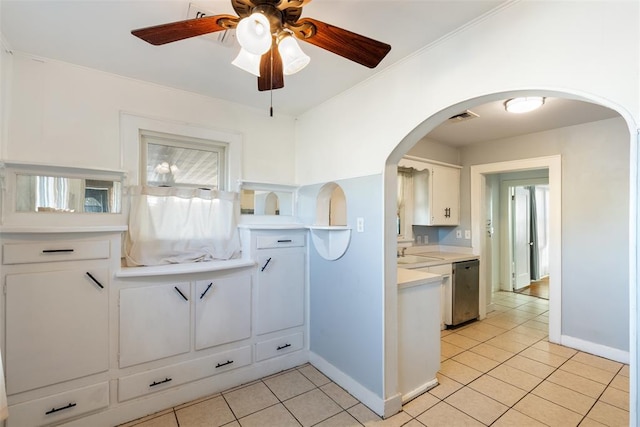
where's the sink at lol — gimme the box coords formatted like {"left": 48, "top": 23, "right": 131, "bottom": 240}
{"left": 397, "top": 255, "right": 443, "bottom": 264}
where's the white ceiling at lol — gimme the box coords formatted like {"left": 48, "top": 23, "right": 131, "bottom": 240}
{"left": 1, "top": 0, "right": 620, "bottom": 145}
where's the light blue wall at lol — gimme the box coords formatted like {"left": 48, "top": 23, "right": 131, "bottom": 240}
{"left": 460, "top": 117, "right": 630, "bottom": 351}
{"left": 298, "top": 174, "right": 384, "bottom": 397}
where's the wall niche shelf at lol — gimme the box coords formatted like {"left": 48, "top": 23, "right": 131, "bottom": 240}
{"left": 309, "top": 182, "right": 350, "bottom": 261}
{"left": 307, "top": 226, "right": 351, "bottom": 261}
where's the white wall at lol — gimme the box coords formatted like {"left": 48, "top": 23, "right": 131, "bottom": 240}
{"left": 4, "top": 53, "right": 297, "bottom": 185}
{"left": 295, "top": 1, "right": 639, "bottom": 183}
{"left": 295, "top": 0, "right": 639, "bottom": 414}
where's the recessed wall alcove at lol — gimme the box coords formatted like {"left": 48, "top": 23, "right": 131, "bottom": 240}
{"left": 308, "top": 182, "right": 351, "bottom": 260}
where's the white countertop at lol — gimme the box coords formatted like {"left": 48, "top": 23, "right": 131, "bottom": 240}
{"left": 397, "top": 250, "right": 479, "bottom": 269}
{"left": 397, "top": 267, "right": 442, "bottom": 290}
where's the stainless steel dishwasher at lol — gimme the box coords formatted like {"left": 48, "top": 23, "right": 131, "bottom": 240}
{"left": 451, "top": 259, "right": 479, "bottom": 326}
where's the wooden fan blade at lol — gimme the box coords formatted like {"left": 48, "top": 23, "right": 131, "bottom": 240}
{"left": 131, "top": 14, "right": 237, "bottom": 46}
{"left": 258, "top": 46, "right": 284, "bottom": 91}
{"left": 295, "top": 18, "right": 391, "bottom": 68}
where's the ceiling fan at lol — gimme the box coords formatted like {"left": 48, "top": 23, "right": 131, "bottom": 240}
{"left": 131, "top": 0, "right": 392, "bottom": 92}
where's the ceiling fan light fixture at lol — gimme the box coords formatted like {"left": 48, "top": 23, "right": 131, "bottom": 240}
{"left": 232, "top": 48, "right": 261, "bottom": 76}
{"left": 278, "top": 34, "right": 310, "bottom": 75}
{"left": 236, "top": 12, "right": 272, "bottom": 55}
{"left": 505, "top": 96, "right": 545, "bottom": 114}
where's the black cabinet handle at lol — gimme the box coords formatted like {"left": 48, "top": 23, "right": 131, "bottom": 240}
{"left": 277, "top": 239, "right": 292, "bottom": 243}
{"left": 150, "top": 377, "right": 172, "bottom": 387}
{"left": 45, "top": 402, "right": 76, "bottom": 415}
{"left": 174, "top": 286, "right": 188, "bottom": 301}
{"left": 261, "top": 257, "right": 272, "bottom": 272}
{"left": 42, "top": 249, "right": 74, "bottom": 254}
{"left": 86, "top": 272, "right": 104, "bottom": 289}
{"left": 215, "top": 360, "right": 234, "bottom": 368}
{"left": 277, "top": 343, "right": 292, "bottom": 351}
{"left": 200, "top": 282, "right": 213, "bottom": 299}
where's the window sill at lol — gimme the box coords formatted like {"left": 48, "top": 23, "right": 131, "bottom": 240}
{"left": 116, "top": 258, "right": 255, "bottom": 278}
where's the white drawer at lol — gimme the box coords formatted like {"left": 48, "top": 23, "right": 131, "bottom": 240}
{"left": 256, "top": 235, "right": 305, "bottom": 249}
{"left": 118, "top": 346, "right": 252, "bottom": 402}
{"left": 3, "top": 240, "right": 110, "bottom": 265}
{"left": 255, "top": 332, "right": 304, "bottom": 361}
{"left": 7, "top": 382, "right": 109, "bottom": 427}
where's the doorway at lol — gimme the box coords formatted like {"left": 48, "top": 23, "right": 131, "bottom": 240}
{"left": 497, "top": 177, "right": 550, "bottom": 300}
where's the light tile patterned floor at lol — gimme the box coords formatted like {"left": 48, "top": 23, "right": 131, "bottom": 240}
{"left": 120, "top": 291, "right": 629, "bottom": 426}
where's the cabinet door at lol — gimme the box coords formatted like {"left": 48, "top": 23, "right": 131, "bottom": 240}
{"left": 5, "top": 268, "right": 109, "bottom": 394}
{"left": 431, "top": 165, "right": 460, "bottom": 225}
{"left": 255, "top": 250, "right": 304, "bottom": 335}
{"left": 195, "top": 274, "right": 252, "bottom": 350}
{"left": 119, "top": 283, "right": 191, "bottom": 368}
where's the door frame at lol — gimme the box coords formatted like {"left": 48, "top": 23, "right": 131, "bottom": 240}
{"left": 471, "top": 155, "right": 561, "bottom": 343}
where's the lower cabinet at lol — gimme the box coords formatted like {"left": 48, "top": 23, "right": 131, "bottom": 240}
{"left": 119, "top": 283, "right": 192, "bottom": 368}
{"left": 195, "top": 274, "right": 252, "bottom": 350}
{"left": 6, "top": 382, "right": 109, "bottom": 427}
{"left": 5, "top": 268, "right": 109, "bottom": 394}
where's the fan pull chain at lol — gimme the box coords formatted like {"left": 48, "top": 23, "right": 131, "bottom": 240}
{"left": 269, "top": 44, "right": 274, "bottom": 117}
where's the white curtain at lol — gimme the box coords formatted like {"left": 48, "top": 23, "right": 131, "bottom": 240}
{"left": 124, "top": 186, "right": 241, "bottom": 266}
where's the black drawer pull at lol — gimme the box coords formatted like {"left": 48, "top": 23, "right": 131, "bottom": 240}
{"left": 215, "top": 360, "right": 234, "bottom": 368}
{"left": 200, "top": 282, "right": 213, "bottom": 299}
{"left": 174, "top": 286, "right": 188, "bottom": 301}
{"left": 45, "top": 402, "right": 76, "bottom": 415}
{"left": 150, "top": 377, "right": 172, "bottom": 387}
{"left": 42, "top": 249, "right": 74, "bottom": 254}
{"left": 277, "top": 239, "right": 292, "bottom": 243}
{"left": 261, "top": 257, "right": 272, "bottom": 272}
{"left": 277, "top": 343, "right": 292, "bottom": 351}
{"left": 86, "top": 272, "right": 104, "bottom": 289}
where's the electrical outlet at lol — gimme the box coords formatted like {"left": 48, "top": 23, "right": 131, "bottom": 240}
{"left": 465, "top": 230, "right": 471, "bottom": 239}
{"left": 423, "top": 235, "right": 429, "bottom": 244}
{"left": 356, "top": 217, "right": 364, "bottom": 232}
{"left": 456, "top": 230, "right": 462, "bottom": 238}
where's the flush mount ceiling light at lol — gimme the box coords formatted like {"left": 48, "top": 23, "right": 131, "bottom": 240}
{"left": 131, "top": 0, "right": 391, "bottom": 92}
{"left": 504, "top": 97, "right": 546, "bottom": 114}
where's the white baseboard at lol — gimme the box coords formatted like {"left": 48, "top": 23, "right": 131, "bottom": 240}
{"left": 561, "top": 335, "right": 630, "bottom": 364}
{"left": 401, "top": 378, "right": 438, "bottom": 404}
{"left": 308, "top": 352, "right": 401, "bottom": 418}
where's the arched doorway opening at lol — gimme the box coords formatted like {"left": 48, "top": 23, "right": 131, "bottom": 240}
{"left": 383, "top": 89, "right": 635, "bottom": 418}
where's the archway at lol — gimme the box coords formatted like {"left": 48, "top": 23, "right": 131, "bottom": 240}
{"left": 382, "top": 89, "right": 636, "bottom": 418}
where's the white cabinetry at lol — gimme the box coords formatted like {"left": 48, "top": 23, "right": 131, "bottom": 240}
{"left": 0, "top": 230, "right": 122, "bottom": 427}
{"left": 400, "top": 157, "right": 461, "bottom": 226}
{"left": 397, "top": 270, "right": 441, "bottom": 403}
{"left": 241, "top": 227, "right": 307, "bottom": 360}
{"left": 119, "top": 283, "right": 191, "bottom": 368}
{"left": 418, "top": 264, "right": 453, "bottom": 329}
{"left": 195, "top": 275, "right": 252, "bottom": 350}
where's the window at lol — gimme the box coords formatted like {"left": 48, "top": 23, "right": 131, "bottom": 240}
{"left": 140, "top": 131, "right": 227, "bottom": 190}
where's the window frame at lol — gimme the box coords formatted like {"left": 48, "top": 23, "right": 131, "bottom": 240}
{"left": 140, "top": 130, "right": 228, "bottom": 191}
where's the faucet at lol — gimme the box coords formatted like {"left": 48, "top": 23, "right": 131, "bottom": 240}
{"left": 397, "top": 247, "right": 407, "bottom": 258}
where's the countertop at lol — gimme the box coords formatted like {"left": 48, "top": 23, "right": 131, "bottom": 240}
{"left": 397, "top": 267, "right": 442, "bottom": 290}
{"left": 397, "top": 249, "right": 479, "bottom": 269}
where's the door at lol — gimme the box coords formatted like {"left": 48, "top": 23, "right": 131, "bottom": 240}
{"left": 5, "top": 268, "right": 109, "bottom": 394}
{"left": 512, "top": 186, "right": 531, "bottom": 290}
{"left": 119, "top": 283, "right": 191, "bottom": 367}
{"left": 195, "top": 274, "right": 252, "bottom": 350}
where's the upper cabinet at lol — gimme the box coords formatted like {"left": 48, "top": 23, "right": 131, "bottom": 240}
{"left": 399, "top": 156, "right": 461, "bottom": 227}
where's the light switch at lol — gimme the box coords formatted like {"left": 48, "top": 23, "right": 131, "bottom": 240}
{"left": 456, "top": 230, "right": 462, "bottom": 238}
{"left": 356, "top": 217, "right": 364, "bottom": 232}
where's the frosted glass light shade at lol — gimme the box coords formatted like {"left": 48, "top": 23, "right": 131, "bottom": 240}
{"left": 232, "top": 48, "right": 261, "bottom": 76}
{"left": 505, "top": 97, "right": 545, "bottom": 113}
{"left": 278, "top": 35, "right": 310, "bottom": 75}
{"left": 236, "top": 13, "right": 272, "bottom": 55}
